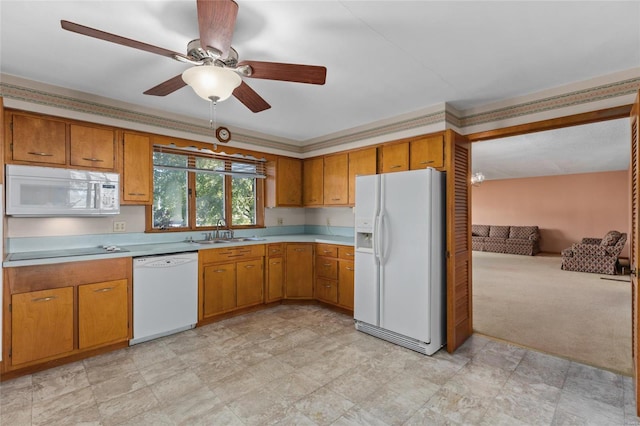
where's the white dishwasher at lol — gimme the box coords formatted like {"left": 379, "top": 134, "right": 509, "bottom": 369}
{"left": 131, "top": 252, "right": 198, "bottom": 345}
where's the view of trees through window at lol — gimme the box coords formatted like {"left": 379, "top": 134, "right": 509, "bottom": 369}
{"left": 152, "top": 150, "right": 260, "bottom": 230}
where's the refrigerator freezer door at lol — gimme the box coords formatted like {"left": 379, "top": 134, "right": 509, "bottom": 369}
{"left": 379, "top": 169, "right": 433, "bottom": 343}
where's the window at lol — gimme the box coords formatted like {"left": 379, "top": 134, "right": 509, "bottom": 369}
{"left": 149, "top": 146, "right": 265, "bottom": 231}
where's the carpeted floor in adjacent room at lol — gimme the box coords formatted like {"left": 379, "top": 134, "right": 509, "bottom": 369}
{"left": 472, "top": 251, "right": 632, "bottom": 375}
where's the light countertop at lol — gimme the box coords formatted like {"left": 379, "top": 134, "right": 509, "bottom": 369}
{"left": 3, "top": 234, "right": 354, "bottom": 268}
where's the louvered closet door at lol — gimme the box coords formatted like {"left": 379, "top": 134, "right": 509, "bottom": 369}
{"left": 445, "top": 130, "right": 473, "bottom": 352}
{"left": 630, "top": 90, "right": 640, "bottom": 416}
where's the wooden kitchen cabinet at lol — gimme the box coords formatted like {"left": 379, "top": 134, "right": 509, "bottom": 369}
{"left": 266, "top": 157, "right": 302, "bottom": 207}
{"left": 78, "top": 279, "right": 128, "bottom": 349}
{"left": 121, "top": 132, "right": 152, "bottom": 204}
{"left": 236, "top": 258, "right": 264, "bottom": 307}
{"left": 70, "top": 124, "right": 116, "bottom": 170}
{"left": 3, "top": 258, "right": 132, "bottom": 377}
{"left": 410, "top": 134, "right": 444, "bottom": 170}
{"left": 303, "top": 157, "right": 324, "bottom": 206}
{"left": 203, "top": 262, "right": 236, "bottom": 316}
{"left": 323, "top": 153, "right": 348, "bottom": 206}
{"left": 285, "top": 243, "right": 314, "bottom": 298}
{"left": 380, "top": 142, "right": 409, "bottom": 173}
{"left": 11, "top": 287, "right": 74, "bottom": 366}
{"left": 266, "top": 243, "right": 285, "bottom": 302}
{"left": 8, "top": 112, "right": 67, "bottom": 165}
{"left": 348, "top": 147, "right": 377, "bottom": 205}
{"left": 314, "top": 244, "right": 355, "bottom": 311}
{"left": 199, "top": 244, "right": 265, "bottom": 321}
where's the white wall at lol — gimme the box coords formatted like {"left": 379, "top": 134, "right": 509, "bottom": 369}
{"left": 305, "top": 207, "right": 355, "bottom": 227}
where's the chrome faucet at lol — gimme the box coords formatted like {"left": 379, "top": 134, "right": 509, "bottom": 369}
{"left": 216, "top": 218, "right": 226, "bottom": 239}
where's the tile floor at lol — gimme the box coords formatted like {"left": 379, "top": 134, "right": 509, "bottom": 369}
{"left": 0, "top": 304, "right": 638, "bottom": 425}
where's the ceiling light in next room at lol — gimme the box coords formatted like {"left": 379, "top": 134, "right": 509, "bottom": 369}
{"left": 182, "top": 64, "right": 242, "bottom": 103}
{"left": 471, "top": 172, "right": 485, "bottom": 186}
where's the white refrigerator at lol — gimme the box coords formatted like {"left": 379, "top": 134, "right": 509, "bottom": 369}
{"left": 354, "top": 168, "right": 446, "bottom": 355}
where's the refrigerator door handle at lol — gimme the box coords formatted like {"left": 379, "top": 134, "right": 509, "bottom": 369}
{"left": 378, "top": 211, "right": 386, "bottom": 262}
{"left": 373, "top": 213, "right": 381, "bottom": 261}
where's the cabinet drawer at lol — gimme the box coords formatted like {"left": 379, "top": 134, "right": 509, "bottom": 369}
{"left": 316, "top": 257, "right": 338, "bottom": 279}
{"left": 316, "top": 244, "right": 338, "bottom": 258}
{"left": 316, "top": 279, "right": 338, "bottom": 304}
{"left": 338, "top": 246, "right": 355, "bottom": 260}
{"left": 200, "top": 244, "right": 265, "bottom": 263}
{"left": 267, "top": 243, "right": 284, "bottom": 257}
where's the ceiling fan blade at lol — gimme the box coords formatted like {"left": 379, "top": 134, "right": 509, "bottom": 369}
{"left": 61, "top": 20, "right": 189, "bottom": 61}
{"left": 144, "top": 75, "right": 187, "bottom": 96}
{"left": 197, "top": 0, "right": 238, "bottom": 58}
{"left": 233, "top": 81, "right": 271, "bottom": 113}
{"left": 239, "top": 61, "right": 327, "bottom": 85}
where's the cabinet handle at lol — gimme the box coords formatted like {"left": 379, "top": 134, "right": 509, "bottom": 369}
{"left": 244, "top": 265, "right": 255, "bottom": 269}
{"left": 214, "top": 269, "right": 227, "bottom": 273}
{"left": 390, "top": 165, "right": 402, "bottom": 169}
{"left": 295, "top": 248, "right": 305, "bottom": 252}
{"left": 270, "top": 261, "right": 281, "bottom": 265}
{"left": 82, "top": 157, "right": 105, "bottom": 162}
{"left": 94, "top": 287, "right": 114, "bottom": 293}
{"left": 128, "top": 192, "right": 146, "bottom": 196}
{"left": 331, "top": 198, "right": 341, "bottom": 201}
{"left": 323, "top": 263, "right": 332, "bottom": 267}
{"left": 419, "top": 160, "right": 434, "bottom": 165}
{"left": 346, "top": 267, "right": 354, "bottom": 271}
{"left": 228, "top": 254, "right": 246, "bottom": 258}
{"left": 27, "top": 151, "right": 53, "bottom": 157}
{"left": 344, "top": 252, "right": 354, "bottom": 257}
{"left": 323, "top": 250, "right": 332, "bottom": 253}
{"left": 324, "top": 285, "right": 332, "bottom": 288}
{"left": 32, "top": 296, "right": 57, "bottom": 302}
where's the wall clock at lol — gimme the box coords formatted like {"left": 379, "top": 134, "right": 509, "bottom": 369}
{"left": 216, "top": 126, "right": 231, "bottom": 143}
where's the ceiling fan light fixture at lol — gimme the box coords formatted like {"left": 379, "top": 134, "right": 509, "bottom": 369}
{"left": 182, "top": 64, "right": 241, "bottom": 103}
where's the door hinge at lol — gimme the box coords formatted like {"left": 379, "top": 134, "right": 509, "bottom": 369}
{"left": 446, "top": 251, "right": 451, "bottom": 259}
{"left": 8, "top": 304, "right": 11, "bottom": 313}
{"left": 9, "top": 348, "right": 12, "bottom": 358}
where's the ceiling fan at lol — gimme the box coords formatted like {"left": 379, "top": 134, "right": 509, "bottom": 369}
{"left": 60, "top": 0, "right": 327, "bottom": 113}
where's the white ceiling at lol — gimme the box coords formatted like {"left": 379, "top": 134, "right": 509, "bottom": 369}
{"left": 0, "top": 1, "right": 639, "bottom": 179}
{"left": 472, "top": 118, "right": 631, "bottom": 181}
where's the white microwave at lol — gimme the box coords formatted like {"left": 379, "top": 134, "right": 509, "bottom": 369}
{"left": 6, "top": 165, "right": 120, "bottom": 217}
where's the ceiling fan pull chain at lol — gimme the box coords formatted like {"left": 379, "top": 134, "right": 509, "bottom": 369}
{"left": 210, "top": 100, "right": 218, "bottom": 150}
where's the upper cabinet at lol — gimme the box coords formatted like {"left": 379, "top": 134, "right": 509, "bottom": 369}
{"left": 8, "top": 113, "right": 67, "bottom": 165}
{"left": 121, "top": 132, "right": 152, "bottom": 205}
{"left": 348, "top": 148, "right": 377, "bottom": 205}
{"left": 410, "top": 134, "right": 444, "bottom": 170}
{"left": 380, "top": 142, "right": 409, "bottom": 173}
{"left": 6, "top": 111, "right": 117, "bottom": 171}
{"left": 323, "top": 153, "right": 348, "bottom": 206}
{"left": 303, "top": 157, "right": 324, "bottom": 206}
{"left": 70, "top": 124, "right": 116, "bottom": 170}
{"left": 266, "top": 157, "right": 302, "bottom": 207}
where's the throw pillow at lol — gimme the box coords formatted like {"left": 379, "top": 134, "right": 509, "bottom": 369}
{"left": 600, "top": 231, "right": 622, "bottom": 246}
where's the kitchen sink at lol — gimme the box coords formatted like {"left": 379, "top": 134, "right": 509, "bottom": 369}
{"left": 228, "top": 237, "right": 266, "bottom": 242}
{"left": 193, "top": 239, "right": 231, "bottom": 244}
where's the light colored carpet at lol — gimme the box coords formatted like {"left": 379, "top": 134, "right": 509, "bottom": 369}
{"left": 472, "top": 251, "right": 632, "bottom": 375}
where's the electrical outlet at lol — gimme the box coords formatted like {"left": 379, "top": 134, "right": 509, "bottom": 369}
{"left": 326, "top": 217, "right": 331, "bottom": 227}
{"left": 113, "top": 221, "right": 126, "bottom": 232}
{"left": 277, "top": 217, "right": 284, "bottom": 225}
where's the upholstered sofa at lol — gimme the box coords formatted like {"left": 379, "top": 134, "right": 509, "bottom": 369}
{"left": 472, "top": 225, "right": 540, "bottom": 256}
{"left": 561, "top": 231, "right": 627, "bottom": 275}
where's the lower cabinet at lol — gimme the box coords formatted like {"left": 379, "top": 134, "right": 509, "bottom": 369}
{"left": 285, "top": 243, "right": 314, "bottom": 298}
{"left": 200, "top": 244, "right": 265, "bottom": 320}
{"left": 266, "top": 243, "right": 285, "bottom": 302}
{"left": 3, "top": 258, "right": 132, "bottom": 375}
{"left": 314, "top": 244, "right": 355, "bottom": 311}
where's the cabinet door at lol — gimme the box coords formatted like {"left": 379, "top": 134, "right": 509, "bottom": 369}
{"left": 410, "top": 135, "right": 444, "bottom": 170}
{"left": 70, "top": 124, "right": 115, "bottom": 170}
{"left": 78, "top": 279, "right": 129, "bottom": 349}
{"left": 11, "top": 287, "right": 74, "bottom": 366}
{"left": 381, "top": 142, "right": 409, "bottom": 173}
{"left": 303, "top": 157, "right": 324, "bottom": 206}
{"left": 203, "top": 263, "right": 236, "bottom": 316}
{"left": 11, "top": 114, "right": 67, "bottom": 165}
{"left": 348, "top": 148, "right": 377, "bottom": 205}
{"left": 316, "top": 278, "right": 338, "bottom": 304}
{"left": 236, "top": 258, "right": 264, "bottom": 307}
{"left": 266, "top": 257, "right": 284, "bottom": 302}
{"left": 338, "top": 260, "right": 355, "bottom": 310}
{"left": 323, "top": 153, "right": 348, "bottom": 205}
{"left": 122, "top": 132, "right": 152, "bottom": 204}
{"left": 285, "top": 244, "right": 314, "bottom": 298}
{"left": 277, "top": 157, "right": 302, "bottom": 206}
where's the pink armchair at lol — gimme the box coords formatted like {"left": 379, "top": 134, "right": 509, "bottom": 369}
{"left": 561, "top": 231, "right": 627, "bottom": 275}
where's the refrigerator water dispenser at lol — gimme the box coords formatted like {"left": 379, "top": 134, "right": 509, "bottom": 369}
{"left": 356, "top": 232, "right": 373, "bottom": 250}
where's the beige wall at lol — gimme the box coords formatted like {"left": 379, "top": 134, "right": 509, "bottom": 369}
{"left": 472, "top": 171, "right": 630, "bottom": 256}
